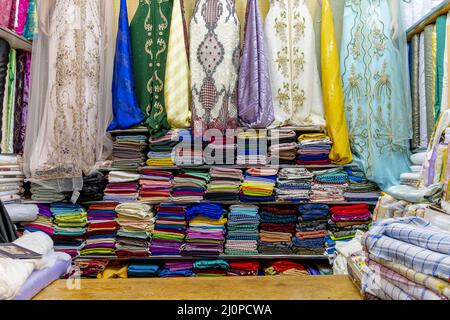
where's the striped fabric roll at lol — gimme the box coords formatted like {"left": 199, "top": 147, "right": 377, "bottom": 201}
{"left": 164, "top": 0, "right": 191, "bottom": 129}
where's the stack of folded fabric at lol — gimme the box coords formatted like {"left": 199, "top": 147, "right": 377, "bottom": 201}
{"left": 139, "top": 169, "right": 173, "bottom": 202}
{"left": 362, "top": 217, "right": 450, "bottom": 300}
{"left": 310, "top": 169, "right": 348, "bottom": 203}
{"left": 296, "top": 133, "right": 332, "bottom": 165}
{"left": 80, "top": 203, "right": 118, "bottom": 257}
{"left": 127, "top": 263, "right": 160, "bottom": 277}
{"left": 275, "top": 168, "right": 313, "bottom": 202}
{"left": 329, "top": 204, "right": 372, "bottom": 242}
{"left": 258, "top": 205, "right": 297, "bottom": 254}
{"left": 160, "top": 260, "right": 194, "bottom": 277}
{"left": 227, "top": 260, "right": 260, "bottom": 276}
{"left": 0, "top": 154, "right": 24, "bottom": 202}
{"left": 72, "top": 259, "right": 109, "bottom": 278}
{"left": 205, "top": 167, "right": 243, "bottom": 201}
{"left": 240, "top": 168, "right": 277, "bottom": 203}
{"left": 204, "top": 136, "right": 236, "bottom": 165}
{"left": 146, "top": 131, "right": 179, "bottom": 167}
{"left": 224, "top": 205, "right": 260, "bottom": 255}
{"left": 193, "top": 260, "right": 229, "bottom": 277}
{"left": 21, "top": 204, "right": 54, "bottom": 236}
{"left": 268, "top": 130, "right": 297, "bottom": 165}
{"left": 150, "top": 204, "right": 188, "bottom": 256}
{"left": 183, "top": 204, "right": 227, "bottom": 257}
{"left": 264, "top": 261, "right": 310, "bottom": 276}
{"left": 51, "top": 203, "right": 87, "bottom": 258}
{"left": 78, "top": 172, "right": 108, "bottom": 202}
{"left": 30, "top": 183, "right": 66, "bottom": 202}
{"left": 171, "top": 169, "right": 210, "bottom": 202}
{"left": 344, "top": 167, "right": 381, "bottom": 202}
{"left": 292, "top": 204, "right": 329, "bottom": 255}
{"left": 400, "top": 172, "right": 422, "bottom": 187}
{"left": 236, "top": 130, "right": 268, "bottom": 165}
{"left": 112, "top": 135, "right": 148, "bottom": 170}
{"left": 174, "top": 129, "right": 204, "bottom": 166}
{"left": 115, "top": 203, "right": 154, "bottom": 258}
{"left": 103, "top": 171, "right": 140, "bottom": 202}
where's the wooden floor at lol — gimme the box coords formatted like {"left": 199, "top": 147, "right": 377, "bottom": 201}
{"left": 33, "top": 275, "right": 362, "bottom": 300}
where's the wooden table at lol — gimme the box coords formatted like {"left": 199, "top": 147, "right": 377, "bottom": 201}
{"left": 33, "top": 275, "right": 362, "bottom": 300}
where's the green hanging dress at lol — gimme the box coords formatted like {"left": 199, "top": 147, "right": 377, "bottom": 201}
{"left": 130, "top": 0, "right": 173, "bottom": 138}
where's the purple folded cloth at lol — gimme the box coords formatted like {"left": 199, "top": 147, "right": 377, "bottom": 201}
{"left": 331, "top": 212, "right": 371, "bottom": 222}
{"left": 14, "top": 259, "right": 70, "bottom": 300}
{"left": 165, "top": 261, "right": 194, "bottom": 271}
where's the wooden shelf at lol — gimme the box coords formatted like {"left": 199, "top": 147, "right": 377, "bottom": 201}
{"left": 407, "top": 0, "right": 450, "bottom": 40}
{"left": 80, "top": 200, "right": 378, "bottom": 206}
{"left": 0, "top": 27, "right": 32, "bottom": 52}
{"left": 74, "top": 254, "right": 329, "bottom": 261}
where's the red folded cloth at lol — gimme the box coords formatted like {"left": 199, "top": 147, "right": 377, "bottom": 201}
{"left": 229, "top": 261, "right": 260, "bottom": 271}
{"left": 330, "top": 204, "right": 370, "bottom": 215}
{"left": 269, "top": 261, "right": 306, "bottom": 273}
{"left": 260, "top": 205, "right": 297, "bottom": 215}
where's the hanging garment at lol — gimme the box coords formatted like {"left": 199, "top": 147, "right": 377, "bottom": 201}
{"left": 130, "top": 0, "right": 172, "bottom": 138}
{"left": 265, "top": 0, "right": 325, "bottom": 128}
{"left": 435, "top": 15, "right": 447, "bottom": 122}
{"left": 0, "top": 0, "right": 13, "bottom": 28}
{"left": 419, "top": 32, "right": 428, "bottom": 148}
{"left": 401, "top": 0, "right": 446, "bottom": 30}
{"left": 108, "top": 0, "right": 145, "bottom": 131}
{"left": 340, "top": 0, "right": 412, "bottom": 190}
{"left": 238, "top": 0, "right": 274, "bottom": 129}
{"left": 410, "top": 35, "right": 420, "bottom": 150}
{"left": 0, "top": 39, "right": 9, "bottom": 142}
{"left": 190, "top": 0, "right": 240, "bottom": 135}
{"left": 13, "top": 51, "right": 26, "bottom": 155}
{"left": 23, "top": 0, "right": 114, "bottom": 192}
{"left": 16, "top": 0, "right": 30, "bottom": 36}
{"left": 1, "top": 48, "right": 16, "bottom": 155}
{"left": 23, "top": 0, "right": 37, "bottom": 40}
{"left": 425, "top": 25, "right": 437, "bottom": 137}
{"left": 8, "top": 0, "right": 18, "bottom": 31}
{"left": 321, "top": 0, "right": 352, "bottom": 165}
{"left": 19, "top": 52, "right": 31, "bottom": 155}
{"left": 164, "top": 0, "right": 192, "bottom": 129}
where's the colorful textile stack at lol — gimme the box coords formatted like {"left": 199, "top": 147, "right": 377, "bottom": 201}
{"left": 146, "top": 131, "right": 179, "bottom": 167}
{"left": 115, "top": 203, "right": 154, "bottom": 257}
{"left": 344, "top": 167, "right": 381, "bottom": 202}
{"left": 296, "top": 133, "right": 332, "bottom": 165}
{"left": 310, "top": 169, "right": 348, "bottom": 203}
{"left": 127, "top": 263, "right": 160, "bottom": 277}
{"left": 72, "top": 260, "right": 109, "bottom": 278}
{"left": 139, "top": 169, "right": 173, "bottom": 202}
{"left": 21, "top": 204, "right": 54, "bottom": 236}
{"left": 171, "top": 169, "right": 210, "bottom": 202}
{"left": 150, "top": 204, "right": 187, "bottom": 256}
{"left": 103, "top": 171, "right": 140, "bottom": 202}
{"left": 51, "top": 203, "right": 87, "bottom": 258}
{"left": 112, "top": 135, "right": 147, "bottom": 170}
{"left": 236, "top": 130, "right": 268, "bottom": 165}
{"left": 160, "top": 260, "right": 194, "bottom": 277}
{"left": 293, "top": 204, "right": 329, "bottom": 255}
{"left": 174, "top": 129, "right": 203, "bottom": 166}
{"left": 78, "top": 172, "right": 107, "bottom": 202}
{"left": 329, "top": 204, "right": 372, "bottom": 241}
{"left": 268, "top": 130, "right": 297, "bottom": 165}
{"left": 205, "top": 167, "right": 243, "bottom": 201}
{"left": 203, "top": 136, "right": 236, "bottom": 165}
{"left": 80, "top": 203, "right": 118, "bottom": 257}
{"left": 227, "top": 261, "right": 260, "bottom": 276}
{"left": 193, "top": 260, "right": 229, "bottom": 277}
{"left": 264, "top": 261, "right": 309, "bottom": 276}
{"left": 258, "top": 205, "right": 297, "bottom": 254}
{"left": 224, "top": 205, "right": 260, "bottom": 255}
{"left": 362, "top": 217, "right": 450, "bottom": 300}
{"left": 183, "top": 204, "right": 227, "bottom": 257}
{"left": 0, "top": 154, "right": 24, "bottom": 202}
{"left": 275, "top": 168, "right": 313, "bottom": 202}
{"left": 240, "top": 168, "right": 277, "bottom": 203}
{"left": 30, "top": 183, "right": 66, "bottom": 202}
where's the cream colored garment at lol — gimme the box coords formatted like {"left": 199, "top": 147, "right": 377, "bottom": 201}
{"left": 442, "top": 13, "right": 450, "bottom": 114}
{"left": 265, "top": 0, "right": 325, "bottom": 128}
{"left": 164, "top": 0, "right": 191, "bottom": 128}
